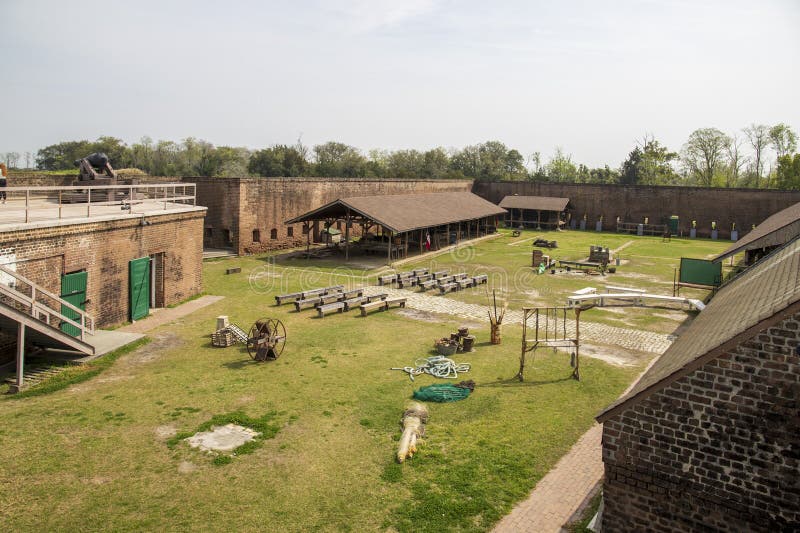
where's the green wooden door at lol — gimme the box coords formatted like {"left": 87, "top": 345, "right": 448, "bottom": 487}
{"left": 129, "top": 257, "right": 150, "bottom": 321}
{"left": 60, "top": 271, "right": 87, "bottom": 337}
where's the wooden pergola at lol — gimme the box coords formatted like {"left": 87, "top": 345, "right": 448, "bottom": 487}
{"left": 285, "top": 192, "right": 508, "bottom": 262}
{"left": 498, "top": 195, "right": 571, "bottom": 229}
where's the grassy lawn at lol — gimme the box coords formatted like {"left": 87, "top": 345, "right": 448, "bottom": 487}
{"left": 0, "top": 231, "right": 729, "bottom": 531}
{"left": 391, "top": 229, "right": 731, "bottom": 334}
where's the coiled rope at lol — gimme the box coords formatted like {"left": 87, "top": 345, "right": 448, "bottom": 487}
{"left": 391, "top": 356, "right": 471, "bottom": 381}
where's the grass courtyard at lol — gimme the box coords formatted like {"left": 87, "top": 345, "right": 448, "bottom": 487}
{"left": 0, "top": 230, "right": 730, "bottom": 531}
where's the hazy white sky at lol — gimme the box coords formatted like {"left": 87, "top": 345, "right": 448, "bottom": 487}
{"left": 2, "top": 0, "right": 798, "bottom": 167}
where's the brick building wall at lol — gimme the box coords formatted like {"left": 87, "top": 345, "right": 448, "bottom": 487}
{"left": 187, "top": 177, "right": 473, "bottom": 255}
{"left": 0, "top": 209, "right": 206, "bottom": 327}
{"left": 473, "top": 181, "right": 800, "bottom": 240}
{"left": 601, "top": 311, "right": 800, "bottom": 531}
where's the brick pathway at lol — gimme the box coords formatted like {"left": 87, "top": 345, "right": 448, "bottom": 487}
{"left": 492, "top": 423, "right": 603, "bottom": 532}
{"left": 363, "top": 286, "right": 672, "bottom": 354}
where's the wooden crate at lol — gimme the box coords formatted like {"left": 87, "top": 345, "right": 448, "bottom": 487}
{"left": 211, "top": 329, "right": 236, "bottom": 347}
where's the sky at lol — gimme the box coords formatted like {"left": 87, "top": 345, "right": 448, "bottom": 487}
{"left": 1, "top": 0, "right": 799, "bottom": 168}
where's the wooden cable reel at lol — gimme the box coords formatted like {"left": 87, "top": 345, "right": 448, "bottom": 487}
{"left": 246, "top": 318, "right": 287, "bottom": 361}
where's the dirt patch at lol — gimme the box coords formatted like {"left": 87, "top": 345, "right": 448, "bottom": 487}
{"left": 178, "top": 461, "right": 198, "bottom": 474}
{"left": 652, "top": 310, "right": 688, "bottom": 322}
{"left": 186, "top": 423, "right": 260, "bottom": 452}
{"left": 580, "top": 343, "right": 655, "bottom": 367}
{"left": 129, "top": 332, "right": 184, "bottom": 364}
{"left": 154, "top": 424, "right": 177, "bottom": 440}
{"left": 395, "top": 308, "right": 483, "bottom": 330}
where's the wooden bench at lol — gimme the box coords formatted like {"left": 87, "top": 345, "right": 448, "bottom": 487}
{"left": 420, "top": 279, "right": 438, "bottom": 291}
{"left": 432, "top": 270, "right": 449, "bottom": 279}
{"left": 360, "top": 300, "right": 389, "bottom": 316}
{"left": 439, "top": 282, "right": 457, "bottom": 294}
{"left": 453, "top": 272, "right": 467, "bottom": 280}
{"left": 397, "top": 272, "right": 414, "bottom": 281}
{"left": 385, "top": 297, "right": 407, "bottom": 309}
{"left": 473, "top": 274, "right": 488, "bottom": 284}
{"left": 366, "top": 293, "right": 388, "bottom": 303}
{"left": 301, "top": 288, "right": 326, "bottom": 298}
{"left": 294, "top": 297, "right": 323, "bottom": 311}
{"left": 317, "top": 301, "right": 345, "bottom": 317}
{"left": 416, "top": 273, "right": 432, "bottom": 282}
{"left": 437, "top": 275, "right": 455, "bottom": 285}
{"left": 412, "top": 268, "right": 428, "bottom": 276}
{"left": 318, "top": 293, "right": 344, "bottom": 305}
{"left": 342, "top": 296, "right": 367, "bottom": 311}
{"left": 378, "top": 274, "right": 397, "bottom": 286}
{"left": 457, "top": 279, "right": 474, "bottom": 289}
{"left": 343, "top": 288, "right": 364, "bottom": 299}
{"left": 275, "top": 292, "right": 302, "bottom": 305}
{"left": 397, "top": 278, "right": 417, "bottom": 289}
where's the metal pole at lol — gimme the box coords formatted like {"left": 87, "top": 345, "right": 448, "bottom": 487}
{"left": 15, "top": 323, "right": 25, "bottom": 391}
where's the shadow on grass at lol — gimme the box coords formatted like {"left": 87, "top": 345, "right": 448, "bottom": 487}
{"left": 481, "top": 374, "right": 575, "bottom": 388}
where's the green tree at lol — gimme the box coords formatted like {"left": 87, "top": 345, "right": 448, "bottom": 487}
{"left": 775, "top": 153, "right": 800, "bottom": 190}
{"left": 248, "top": 145, "right": 309, "bottom": 177}
{"left": 545, "top": 148, "right": 578, "bottom": 182}
{"left": 313, "top": 142, "right": 367, "bottom": 177}
{"left": 386, "top": 149, "right": 424, "bottom": 179}
{"left": 769, "top": 123, "right": 798, "bottom": 159}
{"left": 743, "top": 124, "right": 771, "bottom": 187}
{"left": 681, "top": 128, "right": 730, "bottom": 187}
{"left": 450, "top": 141, "right": 526, "bottom": 181}
{"left": 619, "top": 137, "right": 678, "bottom": 185}
{"left": 216, "top": 146, "right": 251, "bottom": 177}
{"left": 36, "top": 140, "right": 93, "bottom": 170}
{"left": 421, "top": 148, "right": 451, "bottom": 179}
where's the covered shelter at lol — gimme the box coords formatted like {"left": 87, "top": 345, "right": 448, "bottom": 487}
{"left": 713, "top": 200, "right": 800, "bottom": 265}
{"left": 285, "top": 191, "right": 506, "bottom": 261}
{"left": 498, "top": 195, "right": 571, "bottom": 229}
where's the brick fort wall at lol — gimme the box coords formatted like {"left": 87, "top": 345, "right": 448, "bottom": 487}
{"left": 0, "top": 210, "right": 206, "bottom": 327}
{"left": 186, "top": 177, "right": 473, "bottom": 255}
{"left": 601, "top": 310, "right": 800, "bottom": 531}
{"left": 473, "top": 181, "right": 800, "bottom": 239}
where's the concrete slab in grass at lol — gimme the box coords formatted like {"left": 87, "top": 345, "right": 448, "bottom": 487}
{"left": 186, "top": 423, "right": 260, "bottom": 452}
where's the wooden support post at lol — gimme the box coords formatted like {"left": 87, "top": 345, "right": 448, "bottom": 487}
{"left": 387, "top": 230, "right": 392, "bottom": 262}
{"left": 573, "top": 308, "right": 581, "bottom": 380}
{"left": 14, "top": 322, "right": 25, "bottom": 392}
{"left": 345, "top": 209, "right": 350, "bottom": 261}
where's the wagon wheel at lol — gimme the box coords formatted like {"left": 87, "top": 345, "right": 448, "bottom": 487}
{"left": 247, "top": 318, "right": 287, "bottom": 361}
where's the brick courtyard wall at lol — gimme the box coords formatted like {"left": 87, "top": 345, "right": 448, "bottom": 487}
{"left": 473, "top": 181, "right": 800, "bottom": 240}
{"left": 600, "top": 311, "right": 800, "bottom": 531}
{"left": 186, "top": 177, "right": 473, "bottom": 255}
{"left": 0, "top": 209, "right": 206, "bottom": 327}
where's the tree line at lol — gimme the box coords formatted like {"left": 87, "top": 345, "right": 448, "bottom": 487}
{"left": 4, "top": 122, "right": 799, "bottom": 189}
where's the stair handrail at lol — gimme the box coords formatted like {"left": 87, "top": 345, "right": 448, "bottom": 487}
{"left": 0, "top": 265, "right": 95, "bottom": 340}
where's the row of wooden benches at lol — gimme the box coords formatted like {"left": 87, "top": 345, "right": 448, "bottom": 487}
{"left": 378, "top": 269, "right": 451, "bottom": 286}
{"left": 437, "top": 274, "right": 488, "bottom": 294}
{"left": 274, "top": 284, "right": 407, "bottom": 318}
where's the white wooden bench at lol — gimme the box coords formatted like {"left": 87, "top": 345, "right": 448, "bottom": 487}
{"left": 457, "top": 279, "right": 473, "bottom": 289}
{"left": 412, "top": 268, "right": 428, "bottom": 276}
{"left": 317, "top": 301, "right": 345, "bottom": 317}
{"left": 432, "top": 270, "right": 449, "bottom": 279}
{"left": 453, "top": 272, "right": 467, "bottom": 280}
{"left": 472, "top": 274, "right": 488, "bottom": 284}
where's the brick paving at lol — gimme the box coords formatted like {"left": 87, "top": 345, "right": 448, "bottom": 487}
{"left": 362, "top": 286, "right": 672, "bottom": 354}
{"left": 492, "top": 423, "right": 604, "bottom": 533}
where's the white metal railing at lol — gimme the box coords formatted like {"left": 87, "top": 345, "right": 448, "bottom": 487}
{"left": 0, "top": 265, "right": 95, "bottom": 341}
{"left": 0, "top": 183, "right": 197, "bottom": 224}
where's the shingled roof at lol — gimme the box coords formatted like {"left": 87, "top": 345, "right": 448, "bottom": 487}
{"left": 597, "top": 236, "right": 800, "bottom": 422}
{"left": 498, "top": 195, "right": 571, "bottom": 211}
{"left": 714, "top": 201, "right": 800, "bottom": 262}
{"left": 285, "top": 192, "right": 507, "bottom": 234}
